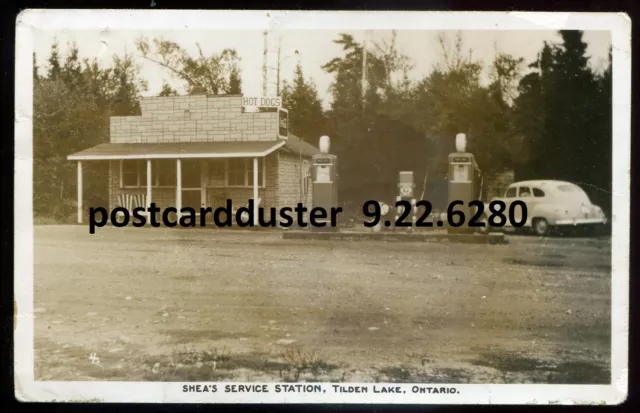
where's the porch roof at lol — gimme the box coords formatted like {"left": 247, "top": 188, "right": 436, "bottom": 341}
{"left": 283, "top": 134, "right": 321, "bottom": 157}
{"left": 67, "top": 140, "right": 286, "bottom": 161}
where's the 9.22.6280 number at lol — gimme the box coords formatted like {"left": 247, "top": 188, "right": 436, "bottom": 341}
{"left": 362, "top": 200, "right": 528, "bottom": 228}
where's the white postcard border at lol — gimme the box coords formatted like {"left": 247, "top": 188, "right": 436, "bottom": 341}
{"left": 14, "top": 10, "right": 631, "bottom": 404}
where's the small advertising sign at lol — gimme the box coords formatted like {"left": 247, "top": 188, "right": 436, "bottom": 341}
{"left": 452, "top": 155, "right": 470, "bottom": 163}
{"left": 453, "top": 164, "right": 469, "bottom": 182}
{"left": 241, "top": 96, "right": 282, "bottom": 108}
{"left": 278, "top": 108, "right": 289, "bottom": 139}
{"left": 315, "top": 166, "right": 331, "bottom": 183}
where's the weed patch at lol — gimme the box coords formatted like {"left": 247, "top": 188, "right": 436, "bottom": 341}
{"left": 278, "top": 346, "right": 337, "bottom": 382}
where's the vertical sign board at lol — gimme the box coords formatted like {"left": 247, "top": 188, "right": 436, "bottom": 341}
{"left": 278, "top": 108, "right": 289, "bottom": 139}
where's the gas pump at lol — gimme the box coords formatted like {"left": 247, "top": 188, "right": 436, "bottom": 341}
{"left": 447, "top": 133, "right": 481, "bottom": 234}
{"left": 396, "top": 171, "right": 416, "bottom": 228}
{"left": 311, "top": 136, "right": 338, "bottom": 230}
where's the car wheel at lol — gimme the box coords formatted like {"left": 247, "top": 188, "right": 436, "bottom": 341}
{"left": 533, "top": 218, "right": 550, "bottom": 236}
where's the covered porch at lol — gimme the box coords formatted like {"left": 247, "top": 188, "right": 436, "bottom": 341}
{"left": 68, "top": 141, "right": 284, "bottom": 225}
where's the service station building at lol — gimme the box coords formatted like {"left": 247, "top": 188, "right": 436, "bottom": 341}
{"left": 68, "top": 94, "right": 319, "bottom": 224}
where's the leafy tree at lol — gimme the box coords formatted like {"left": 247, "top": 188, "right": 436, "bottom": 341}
{"left": 490, "top": 52, "right": 525, "bottom": 106}
{"left": 483, "top": 52, "right": 525, "bottom": 169}
{"left": 280, "top": 63, "right": 326, "bottom": 143}
{"left": 159, "top": 81, "right": 179, "bottom": 96}
{"left": 323, "top": 33, "right": 390, "bottom": 120}
{"left": 323, "top": 33, "right": 424, "bottom": 204}
{"left": 135, "top": 37, "right": 242, "bottom": 95}
{"left": 411, "top": 35, "right": 524, "bottom": 176}
{"left": 321, "top": 30, "right": 609, "bottom": 211}
{"left": 33, "top": 42, "right": 146, "bottom": 219}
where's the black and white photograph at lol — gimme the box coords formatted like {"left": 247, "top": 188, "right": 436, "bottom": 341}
{"left": 14, "top": 10, "right": 630, "bottom": 404}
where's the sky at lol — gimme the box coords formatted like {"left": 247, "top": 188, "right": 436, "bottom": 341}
{"left": 33, "top": 29, "right": 611, "bottom": 110}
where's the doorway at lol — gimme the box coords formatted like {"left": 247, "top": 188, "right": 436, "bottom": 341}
{"left": 181, "top": 160, "right": 202, "bottom": 210}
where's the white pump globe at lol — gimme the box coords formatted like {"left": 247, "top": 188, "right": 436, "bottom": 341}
{"left": 455, "top": 133, "right": 467, "bottom": 153}
{"left": 319, "top": 135, "right": 331, "bottom": 154}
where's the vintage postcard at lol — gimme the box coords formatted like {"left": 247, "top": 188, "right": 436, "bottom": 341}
{"left": 14, "top": 10, "right": 630, "bottom": 404}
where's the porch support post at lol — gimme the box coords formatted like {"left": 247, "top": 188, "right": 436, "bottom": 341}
{"left": 77, "top": 161, "right": 83, "bottom": 224}
{"left": 201, "top": 159, "right": 208, "bottom": 209}
{"left": 253, "top": 157, "right": 258, "bottom": 226}
{"left": 146, "top": 160, "right": 152, "bottom": 218}
{"left": 176, "top": 159, "right": 182, "bottom": 219}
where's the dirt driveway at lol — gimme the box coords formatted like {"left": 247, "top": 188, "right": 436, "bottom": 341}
{"left": 33, "top": 226, "right": 611, "bottom": 384}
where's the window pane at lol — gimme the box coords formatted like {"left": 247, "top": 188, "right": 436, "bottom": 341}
{"left": 518, "top": 187, "right": 531, "bottom": 197}
{"left": 139, "top": 160, "right": 148, "bottom": 187}
{"left": 505, "top": 187, "right": 516, "bottom": 197}
{"left": 533, "top": 188, "right": 545, "bottom": 197}
{"left": 228, "top": 159, "right": 246, "bottom": 186}
{"left": 181, "top": 160, "right": 201, "bottom": 188}
{"left": 156, "top": 160, "right": 177, "bottom": 187}
{"left": 122, "top": 160, "right": 138, "bottom": 187}
{"left": 207, "top": 160, "right": 225, "bottom": 186}
{"left": 557, "top": 184, "right": 578, "bottom": 192}
{"left": 557, "top": 183, "right": 590, "bottom": 202}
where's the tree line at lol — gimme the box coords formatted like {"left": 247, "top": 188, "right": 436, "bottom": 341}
{"left": 33, "top": 31, "right": 612, "bottom": 220}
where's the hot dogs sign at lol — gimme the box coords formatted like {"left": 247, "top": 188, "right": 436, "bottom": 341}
{"left": 242, "top": 96, "right": 282, "bottom": 108}
{"left": 241, "top": 96, "right": 288, "bottom": 139}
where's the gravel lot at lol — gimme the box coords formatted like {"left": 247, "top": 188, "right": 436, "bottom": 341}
{"left": 33, "top": 225, "right": 611, "bottom": 383}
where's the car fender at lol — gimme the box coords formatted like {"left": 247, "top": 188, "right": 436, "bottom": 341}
{"left": 593, "top": 204, "right": 608, "bottom": 223}
{"left": 529, "top": 203, "right": 559, "bottom": 225}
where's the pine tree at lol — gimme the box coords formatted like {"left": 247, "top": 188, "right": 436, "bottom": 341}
{"left": 588, "top": 46, "right": 612, "bottom": 215}
{"left": 281, "top": 63, "right": 326, "bottom": 143}
{"left": 111, "top": 52, "right": 146, "bottom": 116}
{"left": 226, "top": 67, "right": 242, "bottom": 94}
{"left": 513, "top": 30, "right": 610, "bottom": 213}
{"left": 47, "top": 41, "right": 61, "bottom": 79}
